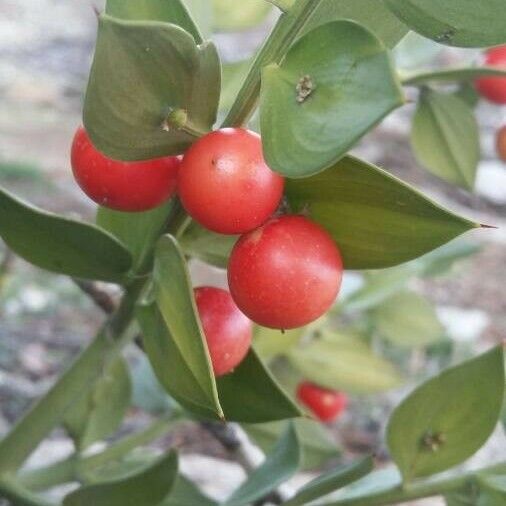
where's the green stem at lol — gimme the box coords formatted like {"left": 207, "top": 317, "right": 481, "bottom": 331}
{"left": 0, "top": 478, "right": 54, "bottom": 506}
{"left": 221, "top": 0, "right": 323, "bottom": 127}
{"left": 17, "top": 457, "right": 77, "bottom": 492}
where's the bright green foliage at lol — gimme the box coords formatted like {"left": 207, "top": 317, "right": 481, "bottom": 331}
{"left": 261, "top": 20, "right": 403, "bottom": 177}
{"left": 411, "top": 90, "right": 480, "bottom": 189}
{"left": 387, "top": 346, "right": 505, "bottom": 481}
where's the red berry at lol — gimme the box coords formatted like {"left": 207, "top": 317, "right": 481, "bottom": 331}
{"left": 178, "top": 128, "right": 285, "bottom": 235}
{"left": 296, "top": 382, "right": 348, "bottom": 422}
{"left": 497, "top": 125, "right": 506, "bottom": 162}
{"left": 71, "top": 127, "right": 180, "bottom": 212}
{"left": 476, "top": 46, "right": 506, "bottom": 104}
{"left": 194, "top": 286, "right": 252, "bottom": 377}
{"left": 228, "top": 215, "right": 343, "bottom": 329}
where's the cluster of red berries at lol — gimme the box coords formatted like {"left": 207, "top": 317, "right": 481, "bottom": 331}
{"left": 71, "top": 126, "right": 345, "bottom": 420}
{"left": 475, "top": 45, "right": 506, "bottom": 162}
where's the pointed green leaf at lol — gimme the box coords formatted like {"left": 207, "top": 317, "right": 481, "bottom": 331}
{"left": 0, "top": 186, "right": 132, "bottom": 282}
{"left": 260, "top": 20, "right": 403, "bottom": 178}
{"left": 286, "top": 156, "right": 478, "bottom": 269}
{"left": 411, "top": 90, "right": 480, "bottom": 190}
{"left": 84, "top": 15, "right": 220, "bottom": 161}
{"left": 63, "top": 451, "right": 178, "bottom": 506}
{"left": 385, "top": 0, "right": 506, "bottom": 48}
{"left": 387, "top": 346, "right": 505, "bottom": 482}
{"left": 212, "top": 0, "right": 271, "bottom": 32}
{"left": 152, "top": 235, "right": 222, "bottom": 418}
{"left": 97, "top": 201, "right": 173, "bottom": 272}
{"left": 225, "top": 423, "right": 300, "bottom": 506}
{"left": 284, "top": 456, "right": 374, "bottom": 506}
{"left": 403, "top": 67, "right": 506, "bottom": 86}
{"left": 288, "top": 333, "right": 402, "bottom": 394}
{"left": 106, "top": 0, "right": 204, "bottom": 42}
{"left": 373, "top": 291, "right": 445, "bottom": 348}
{"left": 161, "top": 475, "right": 217, "bottom": 506}
{"left": 64, "top": 357, "right": 132, "bottom": 450}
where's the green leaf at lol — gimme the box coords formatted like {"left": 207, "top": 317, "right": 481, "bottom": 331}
{"left": 84, "top": 15, "right": 220, "bottom": 161}
{"left": 373, "top": 291, "right": 444, "bottom": 348}
{"left": 97, "top": 201, "right": 173, "bottom": 272}
{"left": 261, "top": 20, "right": 403, "bottom": 178}
{"left": 64, "top": 357, "right": 132, "bottom": 450}
{"left": 161, "top": 475, "right": 217, "bottom": 506}
{"left": 384, "top": 0, "right": 506, "bottom": 48}
{"left": 283, "top": 456, "right": 374, "bottom": 506}
{"left": 403, "top": 67, "right": 506, "bottom": 86}
{"left": 411, "top": 90, "right": 480, "bottom": 190}
{"left": 212, "top": 0, "right": 271, "bottom": 32}
{"left": 304, "top": 0, "right": 409, "bottom": 48}
{"left": 286, "top": 156, "right": 478, "bottom": 269}
{"left": 254, "top": 326, "right": 304, "bottom": 361}
{"left": 243, "top": 418, "right": 340, "bottom": 471}
{"left": 152, "top": 235, "right": 222, "bottom": 418}
{"left": 179, "top": 221, "right": 237, "bottom": 268}
{"left": 478, "top": 474, "right": 506, "bottom": 506}
{"left": 288, "top": 333, "right": 402, "bottom": 394}
{"left": 106, "top": 0, "right": 204, "bottom": 42}
{"left": 224, "top": 423, "right": 300, "bottom": 506}
{"left": 387, "top": 346, "right": 505, "bottom": 482}
{"left": 63, "top": 451, "right": 178, "bottom": 506}
{"left": 0, "top": 186, "right": 132, "bottom": 282}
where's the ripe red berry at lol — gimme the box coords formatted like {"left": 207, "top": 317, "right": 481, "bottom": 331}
{"left": 496, "top": 125, "right": 506, "bottom": 162}
{"left": 71, "top": 127, "right": 180, "bottom": 212}
{"left": 178, "top": 128, "right": 285, "bottom": 235}
{"left": 475, "top": 46, "right": 506, "bottom": 104}
{"left": 296, "top": 382, "right": 348, "bottom": 422}
{"left": 228, "top": 215, "right": 343, "bottom": 329}
{"left": 194, "top": 286, "right": 252, "bottom": 377}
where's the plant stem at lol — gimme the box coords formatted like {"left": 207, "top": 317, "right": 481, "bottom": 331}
{"left": 266, "top": 0, "right": 294, "bottom": 12}
{"left": 0, "top": 478, "right": 54, "bottom": 506}
{"left": 221, "top": 0, "right": 323, "bottom": 127}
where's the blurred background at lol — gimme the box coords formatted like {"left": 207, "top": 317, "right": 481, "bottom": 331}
{"left": 0, "top": 1, "right": 505, "bottom": 504}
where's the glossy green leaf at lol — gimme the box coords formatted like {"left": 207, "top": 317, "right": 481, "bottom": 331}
{"left": 403, "top": 67, "right": 506, "bottom": 86}
{"left": 64, "top": 451, "right": 178, "bottom": 506}
{"left": 373, "top": 291, "right": 444, "bottom": 348}
{"left": 411, "top": 90, "right": 480, "bottom": 189}
{"left": 288, "top": 333, "right": 402, "bottom": 393}
{"left": 161, "top": 475, "right": 217, "bottom": 506}
{"left": 97, "top": 201, "right": 173, "bottom": 272}
{"left": 243, "top": 418, "right": 339, "bottom": 471}
{"left": 212, "top": 0, "right": 271, "bottom": 32}
{"left": 64, "top": 357, "right": 132, "bottom": 450}
{"left": 384, "top": 0, "right": 506, "bottom": 47}
{"left": 0, "top": 187, "right": 132, "bottom": 282}
{"left": 304, "top": 0, "right": 409, "bottom": 48}
{"left": 84, "top": 15, "right": 220, "bottom": 161}
{"left": 225, "top": 423, "right": 300, "bottom": 506}
{"left": 261, "top": 20, "right": 403, "bottom": 177}
{"left": 106, "top": 0, "right": 203, "bottom": 42}
{"left": 387, "top": 346, "right": 505, "bottom": 482}
{"left": 179, "top": 221, "right": 237, "bottom": 268}
{"left": 284, "top": 456, "right": 374, "bottom": 506}
{"left": 286, "top": 156, "right": 478, "bottom": 269}
{"left": 152, "top": 235, "right": 222, "bottom": 418}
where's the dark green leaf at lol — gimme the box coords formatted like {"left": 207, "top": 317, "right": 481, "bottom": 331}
{"left": 284, "top": 456, "right": 374, "bottom": 506}
{"left": 161, "top": 475, "right": 217, "bottom": 506}
{"left": 64, "top": 357, "right": 131, "bottom": 450}
{"left": 411, "top": 90, "right": 480, "bottom": 189}
{"left": 384, "top": 0, "right": 506, "bottom": 47}
{"left": 286, "top": 156, "right": 478, "bottom": 269}
{"left": 403, "top": 67, "right": 506, "bottom": 86}
{"left": 0, "top": 186, "right": 132, "bottom": 282}
{"left": 212, "top": 0, "right": 271, "bottom": 32}
{"left": 97, "top": 201, "right": 173, "bottom": 272}
{"left": 63, "top": 451, "right": 178, "bottom": 506}
{"left": 261, "top": 20, "right": 403, "bottom": 177}
{"left": 106, "top": 0, "right": 203, "bottom": 42}
{"left": 84, "top": 15, "right": 220, "bottom": 161}
{"left": 224, "top": 423, "right": 300, "bottom": 506}
{"left": 387, "top": 346, "right": 505, "bottom": 482}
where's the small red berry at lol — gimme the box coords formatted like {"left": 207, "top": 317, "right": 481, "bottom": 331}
{"left": 194, "top": 286, "right": 252, "bottom": 377}
{"left": 476, "top": 46, "right": 506, "bottom": 104}
{"left": 71, "top": 127, "right": 180, "bottom": 212}
{"left": 178, "top": 128, "right": 285, "bottom": 235}
{"left": 228, "top": 215, "right": 343, "bottom": 329}
{"left": 496, "top": 125, "right": 506, "bottom": 162}
{"left": 297, "top": 382, "right": 348, "bottom": 422}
